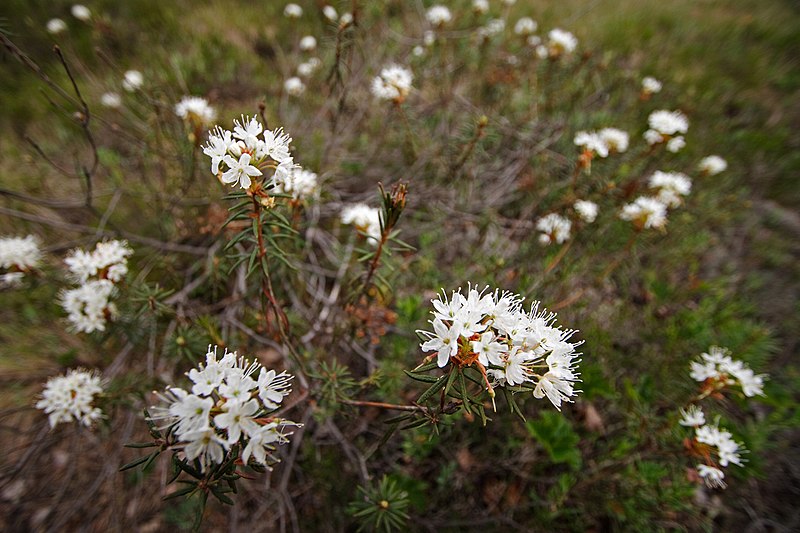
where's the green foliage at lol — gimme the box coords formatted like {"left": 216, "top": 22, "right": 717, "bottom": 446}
{"left": 348, "top": 475, "right": 411, "bottom": 532}
{"left": 526, "top": 412, "right": 582, "bottom": 470}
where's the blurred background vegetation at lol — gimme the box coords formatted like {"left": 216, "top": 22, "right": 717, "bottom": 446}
{"left": 0, "top": 0, "right": 797, "bottom": 531}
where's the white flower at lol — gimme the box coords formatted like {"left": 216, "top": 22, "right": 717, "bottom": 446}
{"left": 221, "top": 153, "right": 262, "bottom": 190}
{"left": 273, "top": 168, "right": 318, "bottom": 200}
{"left": 214, "top": 399, "right": 260, "bottom": 444}
{"left": 731, "top": 367, "right": 766, "bottom": 397}
{"left": 679, "top": 405, "right": 705, "bottom": 427}
{"left": 164, "top": 389, "right": 215, "bottom": 436}
{"left": 339, "top": 12, "right": 354, "bottom": 26}
{"left": 536, "top": 213, "right": 571, "bottom": 244}
{"left": 257, "top": 368, "right": 293, "bottom": 409}
{"left": 46, "top": 18, "right": 67, "bottom": 34}
{"left": 175, "top": 96, "right": 216, "bottom": 124}
{"left": 122, "top": 70, "right": 143, "bottom": 92}
{"left": 535, "top": 44, "right": 549, "bottom": 59}
{"left": 666, "top": 136, "right": 686, "bottom": 153}
{"left": 71, "top": 4, "right": 91, "bottom": 21}
{"left": 420, "top": 318, "right": 462, "bottom": 368}
{"left": 698, "top": 156, "right": 728, "bottom": 176}
{"left": 218, "top": 373, "right": 258, "bottom": 403}
{"left": 233, "top": 115, "right": 264, "bottom": 147}
{"left": 100, "top": 92, "right": 122, "bottom": 108}
{"left": 598, "top": 128, "right": 629, "bottom": 153}
{"left": 322, "top": 5, "right": 338, "bottom": 22}
{"left": 241, "top": 423, "right": 284, "bottom": 465}
{"left": 260, "top": 127, "right": 293, "bottom": 164}
{"left": 472, "top": 331, "right": 506, "bottom": 367}
{"left": 341, "top": 203, "right": 382, "bottom": 244}
{"left": 36, "top": 368, "right": 104, "bottom": 428}
{"left": 648, "top": 170, "right": 692, "bottom": 208}
{"left": 0, "top": 235, "right": 41, "bottom": 271}
{"left": 284, "top": 3, "right": 303, "bottom": 18}
{"left": 371, "top": 64, "right": 414, "bottom": 102}
{"left": 574, "top": 200, "right": 598, "bottom": 223}
{"left": 547, "top": 28, "right": 578, "bottom": 56}
{"left": 514, "top": 17, "right": 537, "bottom": 36}
{"left": 203, "top": 127, "right": 236, "bottom": 175}
{"left": 527, "top": 35, "right": 542, "bottom": 47}
{"left": 472, "top": 0, "right": 489, "bottom": 15}
{"left": 61, "top": 279, "right": 117, "bottom": 333}
{"left": 297, "top": 57, "right": 322, "bottom": 77}
{"left": 648, "top": 110, "right": 689, "bottom": 136}
{"left": 299, "top": 35, "right": 317, "bottom": 51}
{"left": 424, "top": 31, "right": 436, "bottom": 47}
{"left": 642, "top": 76, "right": 662, "bottom": 94}
{"left": 697, "top": 464, "right": 726, "bottom": 489}
{"left": 413, "top": 45, "right": 425, "bottom": 57}
{"left": 620, "top": 196, "right": 668, "bottom": 229}
{"left": 533, "top": 370, "right": 576, "bottom": 410}
{"left": 574, "top": 131, "right": 609, "bottom": 158}
{"left": 284, "top": 76, "right": 306, "bottom": 96}
{"left": 426, "top": 5, "right": 452, "bottom": 27}
{"left": 644, "top": 129, "right": 664, "bottom": 145}
{"left": 183, "top": 428, "right": 229, "bottom": 469}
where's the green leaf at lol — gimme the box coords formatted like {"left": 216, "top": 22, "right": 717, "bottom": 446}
{"left": 403, "top": 370, "right": 440, "bottom": 383}
{"left": 417, "top": 373, "right": 448, "bottom": 404}
{"left": 119, "top": 453, "right": 155, "bottom": 472}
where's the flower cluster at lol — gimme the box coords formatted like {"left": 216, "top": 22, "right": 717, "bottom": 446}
{"left": 297, "top": 57, "right": 322, "bottom": 77}
{"left": 284, "top": 77, "right": 306, "bottom": 96}
{"left": 679, "top": 346, "right": 767, "bottom": 490}
{"left": 574, "top": 127, "right": 628, "bottom": 170}
{"left": 46, "top": 18, "right": 67, "bottom": 34}
{"left": 619, "top": 196, "right": 668, "bottom": 230}
{"left": 0, "top": 235, "right": 42, "bottom": 287}
{"left": 418, "top": 285, "right": 583, "bottom": 410}
{"left": 536, "top": 213, "right": 572, "bottom": 245}
{"left": 475, "top": 19, "right": 505, "bottom": 42}
{"left": 371, "top": 65, "right": 414, "bottom": 103}
{"left": 547, "top": 28, "right": 578, "bottom": 57}
{"left": 689, "top": 346, "right": 767, "bottom": 398}
{"left": 648, "top": 170, "right": 692, "bottom": 208}
{"left": 698, "top": 155, "right": 728, "bottom": 176}
{"left": 203, "top": 115, "right": 299, "bottom": 191}
{"left": 574, "top": 200, "right": 599, "bottom": 223}
{"left": 175, "top": 96, "right": 216, "bottom": 126}
{"left": 36, "top": 368, "right": 104, "bottom": 428}
{"left": 61, "top": 240, "right": 132, "bottom": 333}
{"left": 680, "top": 406, "right": 747, "bottom": 489}
{"left": 65, "top": 239, "right": 132, "bottom": 283}
{"left": 426, "top": 5, "right": 452, "bottom": 27}
{"left": 341, "top": 204, "right": 382, "bottom": 245}
{"left": 574, "top": 131, "right": 609, "bottom": 159}
{"left": 645, "top": 109, "right": 688, "bottom": 151}
{"left": 514, "top": 17, "right": 538, "bottom": 36}
{"left": 150, "top": 345, "right": 299, "bottom": 471}
{"left": 122, "top": 70, "right": 144, "bottom": 92}
{"left": 641, "top": 76, "right": 662, "bottom": 96}
{"left": 274, "top": 168, "right": 319, "bottom": 201}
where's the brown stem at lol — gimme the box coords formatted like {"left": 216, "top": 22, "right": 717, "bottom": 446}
{"left": 543, "top": 239, "right": 573, "bottom": 275}
{"left": 342, "top": 399, "right": 424, "bottom": 412}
